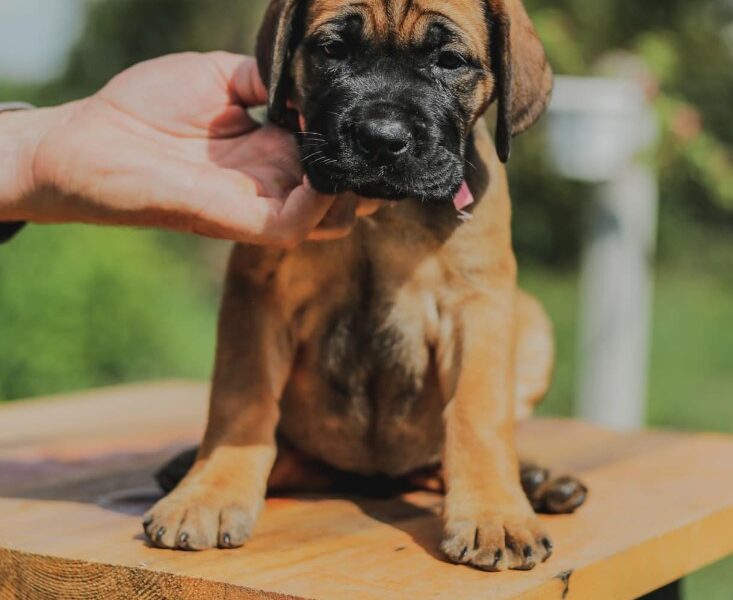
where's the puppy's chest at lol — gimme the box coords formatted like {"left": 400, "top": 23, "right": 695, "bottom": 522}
{"left": 316, "top": 252, "right": 442, "bottom": 421}
{"left": 318, "top": 290, "right": 431, "bottom": 419}
{"left": 279, "top": 237, "right": 451, "bottom": 474}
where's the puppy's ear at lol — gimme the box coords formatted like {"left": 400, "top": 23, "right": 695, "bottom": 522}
{"left": 487, "top": 0, "right": 553, "bottom": 162}
{"left": 256, "top": 0, "right": 308, "bottom": 127}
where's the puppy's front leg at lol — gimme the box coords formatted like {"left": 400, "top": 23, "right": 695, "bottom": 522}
{"left": 144, "top": 274, "right": 292, "bottom": 551}
{"left": 440, "top": 291, "right": 552, "bottom": 571}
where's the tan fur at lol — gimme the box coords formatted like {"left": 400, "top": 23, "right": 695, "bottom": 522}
{"left": 145, "top": 0, "right": 556, "bottom": 571}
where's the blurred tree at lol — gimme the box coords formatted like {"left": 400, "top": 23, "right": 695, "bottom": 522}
{"left": 520, "top": 0, "right": 733, "bottom": 264}
{"left": 42, "top": 0, "right": 265, "bottom": 102}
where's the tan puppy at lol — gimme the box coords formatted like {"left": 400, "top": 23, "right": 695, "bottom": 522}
{"left": 145, "top": 0, "right": 582, "bottom": 571}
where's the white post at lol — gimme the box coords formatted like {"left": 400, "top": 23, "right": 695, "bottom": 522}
{"left": 545, "top": 75, "right": 659, "bottom": 431}
{"left": 577, "top": 165, "right": 658, "bottom": 430}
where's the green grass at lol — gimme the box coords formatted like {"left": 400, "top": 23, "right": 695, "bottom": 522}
{"left": 0, "top": 224, "right": 219, "bottom": 401}
{"left": 685, "top": 558, "right": 733, "bottom": 600}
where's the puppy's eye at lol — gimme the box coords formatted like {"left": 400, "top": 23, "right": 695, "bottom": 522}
{"left": 437, "top": 51, "right": 466, "bottom": 70}
{"left": 321, "top": 40, "right": 348, "bottom": 60}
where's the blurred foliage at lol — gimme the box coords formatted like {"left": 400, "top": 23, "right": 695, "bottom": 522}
{"left": 509, "top": 0, "right": 733, "bottom": 266}
{"left": 0, "top": 225, "right": 219, "bottom": 401}
{"left": 36, "top": 0, "right": 263, "bottom": 103}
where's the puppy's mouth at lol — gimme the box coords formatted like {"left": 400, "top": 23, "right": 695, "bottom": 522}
{"left": 307, "top": 168, "right": 449, "bottom": 202}
{"left": 296, "top": 106, "right": 465, "bottom": 204}
{"left": 301, "top": 148, "right": 465, "bottom": 205}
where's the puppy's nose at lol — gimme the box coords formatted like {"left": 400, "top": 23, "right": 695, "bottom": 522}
{"left": 355, "top": 119, "right": 412, "bottom": 162}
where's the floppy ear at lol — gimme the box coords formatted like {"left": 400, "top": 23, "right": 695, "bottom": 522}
{"left": 256, "top": 0, "right": 308, "bottom": 127}
{"left": 487, "top": 0, "right": 553, "bottom": 162}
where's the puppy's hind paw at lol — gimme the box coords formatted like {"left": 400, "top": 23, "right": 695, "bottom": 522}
{"left": 521, "top": 465, "right": 588, "bottom": 515}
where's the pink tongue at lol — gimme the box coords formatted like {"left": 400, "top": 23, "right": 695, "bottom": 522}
{"left": 453, "top": 181, "right": 474, "bottom": 211}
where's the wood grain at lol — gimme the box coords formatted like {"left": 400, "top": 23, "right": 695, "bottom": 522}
{"left": 0, "top": 382, "right": 732, "bottom": 599}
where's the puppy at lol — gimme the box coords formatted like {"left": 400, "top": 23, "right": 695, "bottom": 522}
{"left": 145, "top": 0, "right": 580, "bottom": 572}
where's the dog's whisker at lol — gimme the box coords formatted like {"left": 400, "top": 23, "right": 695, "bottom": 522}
{"left": 302, "top": 150, "right": 325, "bottom": 162}
{"left": 310, "top": 155, "right": 336, "bottom": 167}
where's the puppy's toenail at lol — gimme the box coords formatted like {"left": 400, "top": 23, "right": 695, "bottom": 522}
{"left": 155, "top": 527, "right": 166, "bottom": 542}
{"left": 179, "top": 532, "right": 189, "bottom": 545}
{"left": 521, "top": 466, "right": 550, "bottom": 494}
{"left": 223, "top": 533, "right": 231, "bottom": 547}
{"left": 493, "top": 549, "right": 503, "bottom": 566}
{"left": 541, "top": 537, "right": 554, "bottom": 561}
{"left": 523, "top": 545, "right": 533, "bottom": 559}
{"left": 458, "top": 546, "right": 468, "bottom": 561}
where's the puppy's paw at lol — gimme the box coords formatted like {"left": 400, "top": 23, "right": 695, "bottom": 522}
{"left": 521, "top": 465, "right": 588, "bottom": 515}
{"left": 143, "top": 487, "right": 261, "bottom": 551}
{"left": 441, "top": 514, "right": 552, "bottom": 571}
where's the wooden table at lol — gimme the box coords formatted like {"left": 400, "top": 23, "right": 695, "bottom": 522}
{"left": 0, "top": 381, "right": 731, "bottom": 599}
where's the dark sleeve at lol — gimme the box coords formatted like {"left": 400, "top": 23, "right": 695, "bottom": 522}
{"left": 0, "top": 103, "right": 35, "bottom": 244}
{"left": 0, "top": 222, "right": 25, "bottom": 244}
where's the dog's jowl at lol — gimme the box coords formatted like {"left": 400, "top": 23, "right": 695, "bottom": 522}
{"left": 144, "top": 0, "right": 582, "bottom": 572}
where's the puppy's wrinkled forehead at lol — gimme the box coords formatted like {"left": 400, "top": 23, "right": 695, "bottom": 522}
{"left": 305, "top": 0, "right": 489, "bottom": 58}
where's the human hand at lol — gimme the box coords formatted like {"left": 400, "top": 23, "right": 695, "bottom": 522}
{"left": 1, "top": 52, "right": 354, "bottom": 245}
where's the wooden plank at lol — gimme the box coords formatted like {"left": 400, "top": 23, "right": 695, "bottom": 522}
{"left": 0, "top": 380, "right": 207, "bottom": 448}
{"left": 0, "top": 383, "right": 732, "bottom": 600}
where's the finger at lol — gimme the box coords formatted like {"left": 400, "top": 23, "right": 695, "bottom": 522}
{"left": 206, "top": 52, "right": 268, "bottom": 108}
{"left": 307, "top": 195, "right": 357, "bottom": 241}
{"left": 356, "top": 198, "right": 385, "bottom": 217}
{"left": 125, "top": 148, "right": 332, "bottom": 246}
{"left": 266, "top": 178, "right": 338, "bottom": 246}
{"left": 192, "top": 174, "right": 336, "bottom": 246}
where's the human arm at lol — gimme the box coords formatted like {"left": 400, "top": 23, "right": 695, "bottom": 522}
{"left": 0, "top": 52, "right": 351, "bottom": 246}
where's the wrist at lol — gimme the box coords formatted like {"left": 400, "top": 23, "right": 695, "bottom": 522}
{"left": 0, "top": 103, "right": 78, "bottom": 221}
